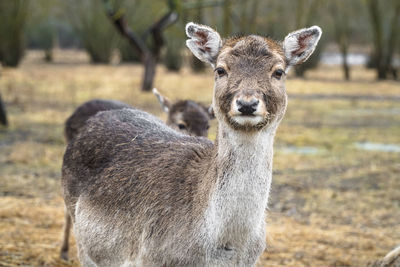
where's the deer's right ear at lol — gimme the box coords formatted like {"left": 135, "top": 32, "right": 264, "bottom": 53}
{"left": 185, "top": 22, "right": 222, "bottom": 66}
{"left": 153, "top": 88, "right": 171, "bottom": 113}
{"left": 283, "top": 26, "right": 322, "bottom": 67}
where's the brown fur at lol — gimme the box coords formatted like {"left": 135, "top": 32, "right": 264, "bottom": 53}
{"left": 64, "top": 99, "right": 131, "bottom": 143}
{"left": 214, "top": 36, "right": 287, "bottom": 132}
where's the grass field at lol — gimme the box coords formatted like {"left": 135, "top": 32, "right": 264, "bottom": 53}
{"left": 0, "top": 50, "right": 399, "bottom": 266}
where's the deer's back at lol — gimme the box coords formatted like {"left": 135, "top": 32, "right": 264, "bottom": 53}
{"left": 64, "top": 99, "right": 132, "bottom": 142}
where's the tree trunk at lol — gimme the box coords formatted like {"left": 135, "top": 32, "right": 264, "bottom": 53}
{"left": 377, "top": 65, "right": 387, "bottom": 80}
{"left": 338, "top": 29, "right": 350, "bottom": 81}
{"left": 384, "top": 1, "right": 400, "bottom": 80}
{"left": 367, "top": 0, "right": 386, "bottom": 79}
{"left": 143, "top": 53, "right": 157, "bottom": 91}
{"left": 331, "top": 0, "right": 351, "bottom": 81}
{"left": 294, "top": 0, "right": 321, "bottom": 77}
{"left": 338, "top": 36, "right": 350, "bottom": 81}
{"left": 103, "top": 1, "right": 178, "bottom": 91}
{"left": 342, "top": 51, "right": 350, "bottom": 81}
{"left": 367, "top": 0, "right": 400, "bottom": 80}
{"left": 44, "top": 49, "right": 53, "bottom": 62}
{"left": 0, "top": 93, "right": 8, "bottom": 126}
{"left": 143, "top": 11, "right": 178, "bottom": 90}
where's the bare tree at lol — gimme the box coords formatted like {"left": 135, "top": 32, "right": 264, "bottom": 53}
{"left": 330, "top": 0, "right": 351, "bottom": 80}
{"left": 102, "top": 0, "right": 178, "bottom": 91}
{"left": 383, "top": 0, "right": 400, "bottom": 80}
{"left": 367, "top": 0, "right": 400, "bottom": 79}
{"left": 0, "top": 0, "right": 29, "bottom": 67}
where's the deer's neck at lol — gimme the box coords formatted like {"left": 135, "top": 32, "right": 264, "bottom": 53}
{"left": 202, "top": 121, "right": 276, "bottom": 242}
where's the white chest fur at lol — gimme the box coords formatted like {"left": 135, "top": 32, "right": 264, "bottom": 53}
{"left": 203, "top": 122, "right": 275, "bottom": 249}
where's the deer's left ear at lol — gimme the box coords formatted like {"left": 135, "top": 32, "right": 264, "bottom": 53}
{"left": 284, "top": 26, "right": 322, "bottom": 66}
{"left": 153, "top": 88, "right": 171, "bottom": 113}
{"left": 185, "top": 22, "right": 222, "bottom": 67}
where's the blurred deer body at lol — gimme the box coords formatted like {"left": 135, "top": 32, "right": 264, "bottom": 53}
{"left": 60, "top": 96, "right": 212, "bottom": 260}
{"left": 64, "top": 99, "right": 131, "bottom": 143}
{"left": 65, "top": 94, "right": 211, "bottom": 142}
{"left": 61, "top": 22, "right": 321, "bottom": 266}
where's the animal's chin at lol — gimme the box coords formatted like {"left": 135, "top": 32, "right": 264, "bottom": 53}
{"left": 226, "top": 114, "right": 270, "bottom": 131}
{"left": 232, "top": 115, "right": 263, "bottom": 125}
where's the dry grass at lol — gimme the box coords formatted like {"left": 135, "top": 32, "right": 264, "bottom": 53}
{"left": 0, "top": 50, "right": 399, "bottom": 266}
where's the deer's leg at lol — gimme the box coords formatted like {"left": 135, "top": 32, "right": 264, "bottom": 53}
{"left": 381, "top": 246, "right": 400, "bottom": 267}
{"left": 240, "top": 228, "right": 266, "bottom": 267}
{"left": 76, "top": 241, "right": 98, "bottom": 267}
{"left": 60, "top": 208, "right": 72, "bottom": 260}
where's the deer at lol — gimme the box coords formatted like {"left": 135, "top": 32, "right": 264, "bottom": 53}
{"left": 61, "top": 22, "right": 321, "bottom": 266}
{"left": 60, "top": 94, "right": 213, "bottom": 260}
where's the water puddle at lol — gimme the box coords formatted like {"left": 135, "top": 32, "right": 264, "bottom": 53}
{"left": 321, "top": 52, "right": 400, "bottom": 66}
{"left": 278, "top": 146, "right": 321, "bottom": 155}
{"left": 321, "top": 52, "right": 368, "bottom": 65}
{"left": 335, "top": 108, "right": 400, "bottom": 116}
{"left": 355, "top": 142, "right": 400, "bottom": 153}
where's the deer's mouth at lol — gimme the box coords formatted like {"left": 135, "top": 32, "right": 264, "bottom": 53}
{"left": 225, "top": 113, "right": 270, "bottom": 132}
{"left": 237, "top": 113, "right": 256, "bottom": 117}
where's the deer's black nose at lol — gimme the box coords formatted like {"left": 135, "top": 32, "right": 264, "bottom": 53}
{"left": 236, "top": 99, "right": 259, "bottom": 115}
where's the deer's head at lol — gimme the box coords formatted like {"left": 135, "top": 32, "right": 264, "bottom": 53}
{"left": 153, "top": 88, "right": 213, "bottom": 137}
{"left": 186, "top": 23, "right": 321, "bottom": 132}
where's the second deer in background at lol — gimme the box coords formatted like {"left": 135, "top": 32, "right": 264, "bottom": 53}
{"left": 152, "top": 88, "right": 213, "bottom": 137}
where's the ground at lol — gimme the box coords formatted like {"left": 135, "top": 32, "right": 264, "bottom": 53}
{"left": 0, "top": 50, "right": 399, "bottom": 266}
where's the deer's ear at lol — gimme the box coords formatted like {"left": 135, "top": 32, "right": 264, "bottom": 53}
{"left": 283, "top": 26, "right": 322, "bottom": 66}
{"left": 185, "top": 22, "right": 222, "bottom": 66}
{"left": 153, "top": 88, "right": 171, "bottom": 113}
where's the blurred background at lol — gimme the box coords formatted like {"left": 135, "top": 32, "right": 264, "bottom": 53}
{"left": 0, "top": 0, "right": 399, "bottom": 266}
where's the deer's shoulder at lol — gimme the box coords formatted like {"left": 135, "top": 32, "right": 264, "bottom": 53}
{"left": 64, "top": 108, "right": 213, "bottom": 171}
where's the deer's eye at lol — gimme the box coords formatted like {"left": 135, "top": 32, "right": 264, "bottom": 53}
{"left": 178, "top": 123, "right": 186, "bottom": 130}
{"left": 273, "top": 69, "right": 284, "bottom": 80}
{"left": 206, "top": 125, "right": 210, "bottom": 130}
{"left": 215, "top": 67, "right": 227, "bottom": 77}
